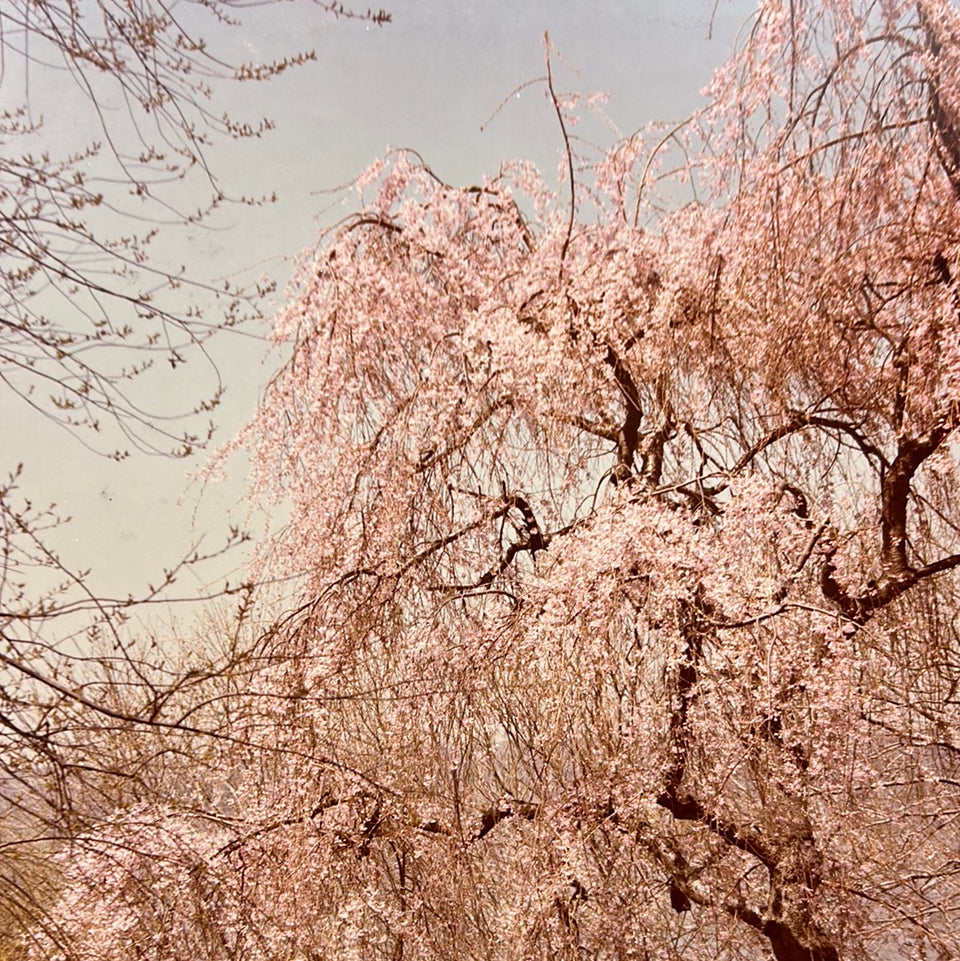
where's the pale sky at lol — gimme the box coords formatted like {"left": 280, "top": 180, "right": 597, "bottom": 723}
{"left": 2, "top": 0, "right": 757, "bottom": 625}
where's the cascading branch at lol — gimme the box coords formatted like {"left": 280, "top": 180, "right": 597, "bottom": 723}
{"left": 33, "top": 2, "right": 960, "bottom": 959}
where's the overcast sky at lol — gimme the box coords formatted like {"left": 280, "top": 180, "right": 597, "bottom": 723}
{"left": 2, "top": 0, "right": 757, "bottom": 624}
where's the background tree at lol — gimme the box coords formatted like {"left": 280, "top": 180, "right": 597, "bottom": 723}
{"left": 25, "top": 0, "right": 960, "bottom": 959}
{"left": 0, "top": 0, "right": 388, "bottom": 950}
{"left": 1, "top": 0, "right": 386, "bottom": 456}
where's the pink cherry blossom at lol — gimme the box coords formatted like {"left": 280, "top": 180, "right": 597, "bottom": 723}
{"left": 34, "top": 3, "right": 960, "bottom": 959}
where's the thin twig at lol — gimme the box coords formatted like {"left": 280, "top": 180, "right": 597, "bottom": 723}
{"left": 545, "top": 33, "right": 575, "bottom": 275}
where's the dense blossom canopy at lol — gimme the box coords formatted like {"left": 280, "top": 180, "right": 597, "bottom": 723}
{"left": 28, "top": 2, "right": 960, "bottom": 960}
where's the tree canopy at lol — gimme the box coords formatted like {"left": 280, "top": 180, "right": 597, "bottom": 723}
{"left": 13, "top": 1, "right": 960, "bottom": 959}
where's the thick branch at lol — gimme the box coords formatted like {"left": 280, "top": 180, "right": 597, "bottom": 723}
{"left": 604, "top": 345, "right": 643, "bottom": 482}
{"left": 654, "top": 599, "right": 838, "bottom": 961}
{"left": 433, "top": 498, "right": 574, "bottom": 594}
{"left": 471, "top": 801, "right": 539, "bottom": 842}
{"left": 880, "top": 423, "right": 954, "bottom": 572}
{"left": 655, "top": 789, "right": 776, "bottom": 869}
{"left": 655, "top": 600, "right": 775, "bottom": 864}
{"left": 735, "top": 413, "right": 886, "bottom": 477}
{"left": 821, "top": 412, "right": 960, "bottom": 621}
{"left": 921, "top": 4, "right": 960, "bottom": 197}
